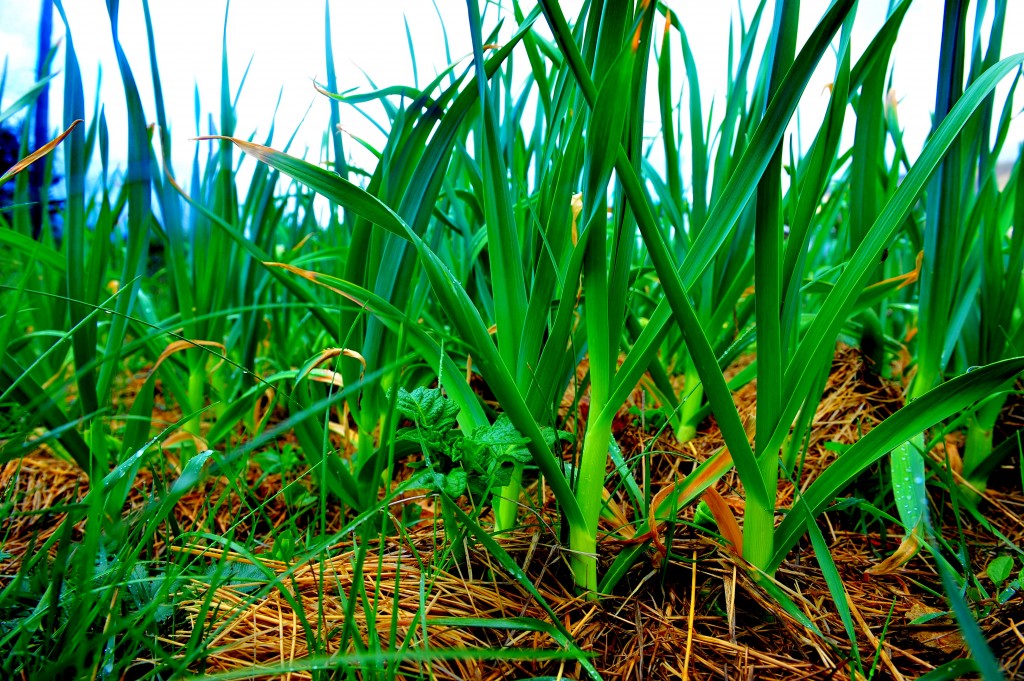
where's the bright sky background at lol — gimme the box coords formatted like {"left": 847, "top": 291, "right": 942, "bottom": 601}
{"left": 1, "top": 1, "right": 1022, "bottom": 190}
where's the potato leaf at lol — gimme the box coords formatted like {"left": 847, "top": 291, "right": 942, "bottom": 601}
{"left": 394, "top": 389, "right": 548, "bottom": 500}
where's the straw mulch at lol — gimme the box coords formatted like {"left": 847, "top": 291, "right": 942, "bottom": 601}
{"left": 2, "top": 345, "right": 1023, "bottom": 680}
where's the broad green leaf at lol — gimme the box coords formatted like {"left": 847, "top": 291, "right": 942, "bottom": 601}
{"left": 987, "top": 555, "right": 1014, "bottom": 585}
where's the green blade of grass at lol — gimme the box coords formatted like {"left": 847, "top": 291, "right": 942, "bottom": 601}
{"left": 932, "top": 546, "right": 1005, "bottom": 680}
{"left": 802, "top": 508, "right": 862, "bottom": 673}
{"left": 0, "top": 74, "right": 56, "bottom": 126}
{"left": 914, "top": 660, "right": 981, "bottom": 681}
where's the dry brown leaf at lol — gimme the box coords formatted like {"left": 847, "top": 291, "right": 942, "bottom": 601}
{"left": 906, "top": 602, "right": 963, "bottom": 654}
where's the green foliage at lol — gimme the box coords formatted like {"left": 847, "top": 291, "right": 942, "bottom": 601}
{"left": 986, "top": 555, "right": 1014, "bottom": 586}
{"left": 394, "top": 386, "right": 542, "bottom": 499}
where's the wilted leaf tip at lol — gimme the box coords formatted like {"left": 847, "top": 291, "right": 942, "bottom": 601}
{"left": 0, "top": 119, "right": 84, "bottom": 185}
{"left": 885, "top": 87, "right": 900, "bottom": 116}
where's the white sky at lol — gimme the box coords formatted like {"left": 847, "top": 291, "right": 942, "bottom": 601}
{"left": 1, "top": 1, "right": 1022, "bottom": 191}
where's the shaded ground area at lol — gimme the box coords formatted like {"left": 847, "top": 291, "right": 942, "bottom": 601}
{"left": 2, "top": 346, "right": 1023, "bottom": 680}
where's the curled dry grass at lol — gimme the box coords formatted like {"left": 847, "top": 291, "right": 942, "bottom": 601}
{"left": 2, "top": 347, "right": 1023, "bottom": 680}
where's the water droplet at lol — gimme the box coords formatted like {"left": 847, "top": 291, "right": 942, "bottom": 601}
{"left": 966, "top": 366, "right": 981, "bottom": 373}
{"left": 913, "top": 476, "right": 924, "bottom": 485}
